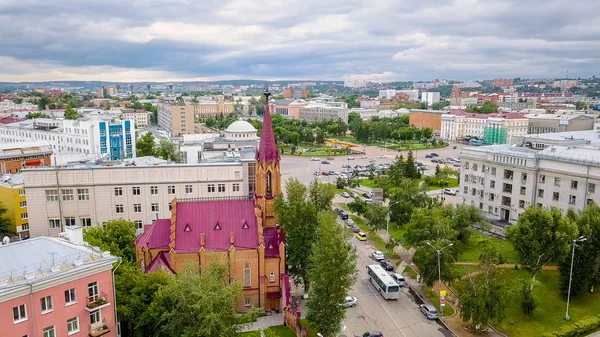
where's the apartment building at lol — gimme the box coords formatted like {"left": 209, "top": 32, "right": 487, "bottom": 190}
{"left": 0, "top": 141, "right": 52, "bottom": 174}
{"left": 121, "top": 109, "right": 149, "bottom": 129}
{"left": 23, "top": 153, "right": 256, "bottom": 238}
{"left": 441, "top": 110, "right": 528, "bottom": 144}
{"left": 0, "top": 117, "right": 135, "bottom": 160}
{"left": 271, "top": 99, "right": 306, "bottom": 119}
{"left": 299, "top": 102, "right": 349, "bottom": 124}
{"left": 420, "top": 92, "right": 441, "bottom": 106}
{"left": 408, "top": 109, "right": 445, "bottom": 131}
{"left": 460, "top": 143, "right": 600, "bottom": 223}
{"left": 0, "top": 174, "right": 29, "bottom": 237}
{"left": 0, "top": 227, "right": 118, "bottom": 337}
{"left": 491, "top": 78, "right": 514, "bottom": 88}
{"left": 525, "top": 114, "right": 595, "bottom": 134}
{"left": 157, "top": 99, "right": 235, "bottom": 136}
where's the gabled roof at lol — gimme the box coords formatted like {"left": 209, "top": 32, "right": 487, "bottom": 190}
{"left": 135, "top": 219, "right": 170, "bottom": 249}
{"left": 146, "top": 251, "right": 174, "bottom": 274}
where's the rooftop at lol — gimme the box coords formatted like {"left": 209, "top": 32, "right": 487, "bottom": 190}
{"left": 0, "top": 141, "right": 53, "bottom": 159}
{"left": 445, "top": 110, "right": 526, "bottom": 119}
{"left": 524, "top": 113, "right": 595, "bottom": 120}
{"left": 0, "top": 173, "right": 24, "bottom": 187}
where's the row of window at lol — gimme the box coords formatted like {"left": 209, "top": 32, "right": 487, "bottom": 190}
{"left": 48, "top": 217, "right": 91, "bottom": 229}
{"left": 45, "top": 189, "right": 89, "bottom": 201}
{"left": 115, "top": 183, "right": 240, "bottom": 196}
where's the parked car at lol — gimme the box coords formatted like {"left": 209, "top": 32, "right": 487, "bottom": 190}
{"left": 362, "top": 332, "right": 383, "bottom": 337}
{"left": 369, "top": 159, "right": 376, "bottom": 163}
{"left": 329, "top": 170, "right": 337, "bottom": 175}
{"left": 363, "top": 192, "right": 373, "bottom": 199}
{"left": 453, "top": 145, "right": 457, "bottom": 149}
{"left": 321, "top": 161, "right": 330, "bottom": 164}
{"left": 341, "top": 191, "right": 350, "bottom": 198}
{"left": 356, "top": 232, "right": 367, "bottom": 241}
{"left": 313, "top": 171, "right": 319, "bottom": 175}
{"left": 431, "top": 158, "right": 439, "bottom": 163}
{"left": 361, "top": 155, "right": 368, "bottom": 159}
{"left": 349, "top": 224, "right": 360, "bottom": 233}
{"left": 349, "top": 191, "right": 358, "bottom": 198}
{"left": 321, "top": 171, "right": 329, "bottom": 176}
{"left": 425, "top": 154, "right": 433, "bottom": 158}
{"left": 345, "top": 218, "right": 355, "bottom": 226}
{"left": 342, "top": 164, "right": 350, "bottom": 168}
{"left": 380, "top": 260, "right": 394, "bottom": 271}
{"left": 340, "top": 296, "right": 358, "bottom": 308}
{"left": 326, "top": 157, "right": 334, "bottom": 160}
{"left": 371, "top": 251, "right": 384, "bottom": 261}
{"left": 365, "top": 199, "right": 373, "bottom": 204}
{"left": 339, "top": 211, "right": 349, "bottom": 220}
{"left": 443, "top": 188, "right": 458, "bottom": 196}
{"left": 378, "top": 155, "right": 385, "bottom": 158}
{"left": 347, "top": 156, "right": 355, "bottom": 160}
{"left": 390, "top": 273, "right": 406, "bottom": 287}
{"left": 311, "top": 157, "right": 320, "bottom": 161}
{"left": 430, "top": 153, "right": 439, "bottom": 157}
{"left": 420, "top": 304, "right": 439, "bottom": 320}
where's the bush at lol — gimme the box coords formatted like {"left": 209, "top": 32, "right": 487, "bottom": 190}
{"left": 519, "top": 280, "right": 536, "bottom": 315}
{"left": 348, "top": 199, "right": 367, "bottom": 215}
{"left": 543, "top": 315, "right": 600, "bottom": 337}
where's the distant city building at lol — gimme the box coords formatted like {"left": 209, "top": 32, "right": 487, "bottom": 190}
{"left": 525, "top": 113, "right": 595, "bottom": 135}
{"left": 0, "top": 229, "right": 118, "bottom": 337}
{"left": 552, "top": 80, "right": 578, "bottom": 91}
{"left": 157, "top": 99, "right": 235, "bottom": 136}
{"left": 0, "top": 141, "right": 52, "bottom": 174}
{"left": 0, "top": 174, "right": 28, "bottom": 237}
{"left": 408, "top": 109, "right": 446, "bottom": 131}
{"left": 121, "top": 109, "right": 149, "bottom": 129}
{"left": 271, "top": 99, "right": 306, "bottom": 119}
{"left": 282, "top": 87, "right": 308, "bottom": 99}
{"left": 360, "top": 100, "right": 380, "bottom": 109}
{"left": 456, "top": 81, "right": 482, "bottom": 89}
{"left": 441, "top": 110, "right": 528, "bottom": 144}
{"left": 299, "top": 102, "right": 349, "bottom": 124}
{"left": 343, "top": 79, "right": 367, "bottom": 88}
{"left": 421, "top": 92, "right": 441, "bottom": 106}
{"left": 491, "top": 78, "right": 514, "bottom": 88}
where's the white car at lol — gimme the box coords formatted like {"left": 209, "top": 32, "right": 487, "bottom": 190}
{"left": 378, "top": 155, "right": 385, "bottom": 158}
{"left": 341, "top": 192, "right": 350, "bottom": 198}
{"left": 361, "top": 155, "right": 368, "bottom": 159}
{"left": 311, "top": 157, "right": 321, "bottom": 161}
{"left": 443, "top": 188, "right": 458, "bottom": 196}
{"left": 390, "top": 273, "right": 406, "bottom": 287}
{"left": 347, "top": 157, "right": 355, "bottom": 160}
{"left": 340, "top": 296, "right": 358, "bottom": 308}
{"left": 371, "top": 251, "right": 384, "bottom": 261}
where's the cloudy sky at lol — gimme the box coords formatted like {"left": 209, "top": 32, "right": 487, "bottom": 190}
{"left": 1, "top": 0, "right": 598, "bottom": 82}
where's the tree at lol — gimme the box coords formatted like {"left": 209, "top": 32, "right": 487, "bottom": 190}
{"left": 83, "top": 219, "right": 138, "bottom": 262}
{"left": 156, "top": 139, "right": 180, "bottom": 162}
{"left": 136, "top": 132, "right": 156, "bottom": 157}
{"left": 388, "top": 155, "right": 406, "bottom": 185}
{"left": 0, "top": 202, "right": 12, "bottom": 236}
{"left": 364, "top": 204, "right": 388, "bottom": 231}
{"left": 507, "top": 206, "right": 578, "bottom": 290}
{"left": 343, "top": 94, "right": 360, "bottom": 109}
{"left": 306, "top": 212, "right": 357, "bottom": 337}
{"left": 347, "top": 198, "right": 368, "bottom": 215}
{"left": 64, "top": 106, "right": 82, "bottom": 120}
{"left": 404, "top": 206, "right": 456, "bottom": 247}
{"left": 373, "top": 175, "right": 392, "bottom": 201}
{"left": 308, "top": 180, "right": 334, "bottom": 213}
{"left": 38, "top": 96, "right": 50, "bottom": 109}
{"left": 404, "top": 151, "right": 420, "bottom": 179}
{"left": 335, "top": 177, "right": 347, "bottom": 190}
{"left": 148, "top": 261, "right": 257, "bottom": 337}
{"left": 389, "top": 179, "right": 432, "bottom": 225}
{"left": 274, "top": 179, "right": 319, "bottom": 291}
{"left": 412, "top": 241, "right": 456, "bottom": 287}
{"left": 518, "top": 278, "right": 537, "bottom": 315}
{"left": 26, "top": 112, "right": 50, "bottom": 119}
{"left": 452, "top": 205, "right": 488, "bottom": 244}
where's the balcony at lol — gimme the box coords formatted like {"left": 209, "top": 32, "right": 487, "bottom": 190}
{"left": 89, "top": 319, "right": 110, "bottom": 337}
{"left": 86, "top": 292, "right": 111, "bottom": 312}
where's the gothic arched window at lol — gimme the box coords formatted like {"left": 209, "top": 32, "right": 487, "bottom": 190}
{"left": 266, "top": 171, "right": 272, "bottom": 197}
{"left": 243, "top": 263, "right": 251, "bottom": 287}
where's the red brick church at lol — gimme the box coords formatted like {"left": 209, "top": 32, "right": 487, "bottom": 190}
{"left": 136, "top": 91, "right": 288, "bottom": 311}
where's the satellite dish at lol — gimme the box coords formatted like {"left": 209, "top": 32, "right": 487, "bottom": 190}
{"left": 2, "top": 236, "right": 9, "bottom": 245}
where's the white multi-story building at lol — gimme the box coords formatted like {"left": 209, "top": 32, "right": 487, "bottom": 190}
{"left": 22, "top": 152, "right": 256, "bottom": 238}
{"left": 299, "top": 102, "right": 349, "bottom": 124}
{"left": 440, "top": 110, "right": 528, "bottom": 144}
{"left": 121, "top": 109, "right": 149, "bottom": 129}
{"left": 379, "top": 89, "right": 397, "bottom": 99}
{"left": 0, "top": 116, "right": 135, "bottom": 160}
{"left": 460, "top": 143, "right": 600, "bottom": 223}
{"left": 421, "top": 92, "right": 441, "bottom": 106}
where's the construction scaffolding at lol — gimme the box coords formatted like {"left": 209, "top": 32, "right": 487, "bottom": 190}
{"left": 482, "top": 126, "right": 508, "bottom": 145}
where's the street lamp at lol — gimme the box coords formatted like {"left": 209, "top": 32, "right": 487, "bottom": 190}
{"left": 565, "top": 235, "right": 587, "bottom": 321}
{"left": 386, "top": 201, "right": 399, "bottom": 234}
{"left": 426, "top": 241, "right": 454, "bottom": 316}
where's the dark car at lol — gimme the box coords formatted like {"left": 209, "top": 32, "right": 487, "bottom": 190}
{"left": 430, "top": 153, "right": 439, "bottom": 157}
{"left": 362, "top": 192, "right": 373, "bottom": 199}
{"left": 321, "top": 161, "right": 330, "bottom": 164}
{"left": 431, "top": 158, "right": 439, "bottom": 163}
{"left": 362, "top": 332, "right": 383, "bottom": 337}
{"left": 321, "top": 171, "right": 329, "bottom": 176}
{"left": 425, "top": 154, "right": 433, "bottom": 158}
{"left": 350, "top": 224, "right": 360, "bottom": 233}
{"left": 326, "top": 157, "right": 334, "bottom": 160}
{"left": 339, "top": 211, "right": 349, "bottom": 220}
{"left": 380, "top": 260, "right": 394, "bottom": 271}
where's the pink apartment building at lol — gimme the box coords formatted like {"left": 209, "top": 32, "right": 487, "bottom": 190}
{"left": 0, "top": 226, "right": 118, "bottom": 337}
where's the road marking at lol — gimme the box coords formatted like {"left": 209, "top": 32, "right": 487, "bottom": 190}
{"left": 360, "top": 275, "right": 408, "bottom": 337}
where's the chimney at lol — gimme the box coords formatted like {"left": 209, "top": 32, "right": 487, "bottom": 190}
{"left": 200, "top": 233, "right": 205, "bottom": 247}
{"left": 230, "top": 233, "right": 235, "bottom": 245}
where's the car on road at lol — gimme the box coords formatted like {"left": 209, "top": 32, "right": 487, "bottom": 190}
{"left": 362, "top": 192, "right": 373, "bottom": 199}
{"left": 430, "top": 153, "right": 439, "bottom": 157}
{"left": 379, "top": 260, "right": 394, "bottom": 271}
{"left": 453, "top": 145, "right": 457, "bottom": 149}
{"left": 340, "top": 296, "right": 358, "bottom": 308}
{"left": 365, "top": 199, "right": 373, "bottom": 204}
{"left": 345, "top": 218, "right": 355, "bottom": 226}
{"left": 329, "top": 170, "right": 337, "bottom": 175}
{"left": 369, "top": 159, "right": 376, "bottom": 163}
{"left": 390, "top": 273, "right": 406, "bottom": 287}
{"left": 349, "top": 191, "right": 358, "bottom": 198}
{"left": 371, "top": 251, "right": 384, "bottom": 261}
{"left": 420, "top": 304, "right": 439, "bottom": 320}
{"left": 349, "top": 224, "right": 360, "bottom": 233}
{"left": 347, "top": 156, "right": 355, "bottom": 160}
{"left": 378, "top": 155, "right": 385, "bottom": 158}
{"left": 361, "top": 155, "right": 368, "bottom": 159}
{"left": 341, "top": 191, "right": 350, "bottom": 198}
{"left": 339, "top": 211, "right": 349, "bottom": 220}
{"left": 321, "top": 160, "right": 330, "bottom": 164}
{"left": 431, "top": 158, "right": 439, "bottom": 163}
{"left": 443, "top": 188, "right": 458, "bottom": 196}
{"left": 326, "top": 157, "right": 334, "bottom": 160}
{"left": 425, "top": 154, "right": 433, "bottom": 158}
{"left": 356, "top": 232, "right": 367, "bottom": 241}
{"left": 310, "top": 157, "right": 320, "bottom": 161}
{"left": 362, "top": 332, "right": 383, "bottom": 337}
{"left": 321, "top": 171, "right": 329, "bottom": 176}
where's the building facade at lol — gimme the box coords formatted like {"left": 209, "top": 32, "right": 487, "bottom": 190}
{"left": 121, "top": 109, "right": 149, "bottom": 129}
{"left": 136, "top": 91, "right": 287, "bottom": 312}
{"left": 460, "top": 144, "right": 600, "bottom": 223}
{"left": 0, "top": 142, "right": 52, "bottom": 174}
{"left": 440, "top": 110, "right": 528, "bottom": 144}
{"left": 157, "top": 100, "right": 235, "bottom": 136}
{"left": 526, "top": 114, "right": 595, "bottom": 134}
{"left": 0, "top": 174, "right": 29, "bottom": 237}
{"left": 420, "top": 92, "right": 441, "bottom": 106}
{"left": 408, "top": 110, "right": 445, "bottom": 131}
{"left": 299, "top": 103, "right": 349, "bottom": 124}
{"left": 22, "top": 155, "right": 254, "bottom": 238}
{"left": 0, "top": 229, "right": 118, "bottom": 337}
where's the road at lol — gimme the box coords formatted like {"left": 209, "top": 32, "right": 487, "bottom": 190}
{"left": 341, "top": 224, "right": 452, "bottom": 337}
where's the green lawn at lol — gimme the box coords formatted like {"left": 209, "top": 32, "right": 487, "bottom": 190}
{"left": 450, "top": 264, "right": 479, "bottom": 278}
{"left": 237, "top": 331, "right": 261, "bottom": 337}
{"left": 403, "top": 265, "right": 418, "bottom": 279}
{"left": 359, "top": 177, "right": 458, "bottom": 192}
{"left": 457, "top": 231, "right": 518, "bottom": 264}
{"left": 279, "top": 143, "right": 349, "bottom": 157}
{"left": 424, "top": 287, "right": 456, "bottom": 317}
{"left": 237, "top": 326, "right": 297, "bottom": 337}
{"left": 387, "top": 142, "right": 448, "bottom": 151}
{"left": 300, "top": 319, "right": 320, "bottom": 337}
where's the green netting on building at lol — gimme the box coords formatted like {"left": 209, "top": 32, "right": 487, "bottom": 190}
{"left": 482, "top": 127, "right": 508, "bottom": 144}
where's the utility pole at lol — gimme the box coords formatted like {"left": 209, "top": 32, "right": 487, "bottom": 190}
{"left": 566, "top": 236, "right": 586, "bottom": 320}
{"left": 427, "top": 241, "right": 454, "bottom": 317}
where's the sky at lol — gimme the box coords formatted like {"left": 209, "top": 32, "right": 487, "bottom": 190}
{"left": 1, "top": 0, "right": 599, "bottom": 83}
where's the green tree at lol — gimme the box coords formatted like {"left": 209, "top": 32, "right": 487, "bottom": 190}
{"left": 64, "top": 106, "right": 82, "bottom": 120}
{"left": 156, "top": 139, "right": 180, "bottom": 162}
{"left": 518, "top": 278, "right": 537, "bottom": 315}
{"left": 373, "top": 175, "right": 392, "bottom": 201}
{"left": 335, "top": 177, "right": 347, "bottom": 190}
{"left": 404, "top": 206, "right": 456, "bottom": 247}
{"left": 347, "top": 198, "right": 368, "bottom": 215}
{"left": 0, "top": 202, "right": 12, "bottom": 235}
{"left": 306, "top": 212, "right": 357, "bottom": 337}
{"left": 136, "top": 132, "right": 156, "bottom": 157}
{"left": 388, "top": 155, "right": 406, "bottom": 185}
{"left": 412, "top": 240, "right": 456, "bottom": 287}
{"left": 452, "top": 204, "right": 488, "bottom": 244}
{"left": 343, "top": 94, "right": 360, "bottom": 109}
{"left": 389, "top": 179, "right": 432, "bottom": 225}
{"left": 308, "top": 180, "right": 334, "bottom": 213}
{"left": 274, "top": 179, "right": 319, "bottom": 291}
{"left": 83, "top": 219, "right": 138, "bottom": 262}
{"left": 38, "top": 96, "right": 50, "bottom": 109}
{"left": 507, "top": 206, "right": 578, "bottom": 290}
{"left": 403, "top": 151, "right": 419, "bottom": 179}
{"left": 26, "top": 112, "right": 50, "bottom": 119}
{"left": 364, "top": 204, "right": 388, "bottom": 231}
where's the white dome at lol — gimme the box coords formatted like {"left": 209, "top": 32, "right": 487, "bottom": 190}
{"left": 225, "top": 121, "right": 257, "bottom": 133}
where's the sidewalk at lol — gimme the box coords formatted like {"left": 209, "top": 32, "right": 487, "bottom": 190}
{"left": 238, "top": 313, "right": 284, "bottom": 332}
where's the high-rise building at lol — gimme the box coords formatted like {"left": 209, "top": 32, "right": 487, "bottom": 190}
{"left": 157, "top": 99, "right": 235, "bottom": 136}
{"left": 421, "top": 92, "right": 441, "bottom": 106}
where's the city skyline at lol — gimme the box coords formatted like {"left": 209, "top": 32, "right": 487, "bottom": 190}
{"left": 0, "top": 0, "right": 599, "bottom": 82}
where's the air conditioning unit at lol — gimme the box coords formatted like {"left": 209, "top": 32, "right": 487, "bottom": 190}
{"left": 51, "top": 265, "right": 61, "bottom": 273}
{"left": 25, "top": 272, "right": 36, "bottom": 280}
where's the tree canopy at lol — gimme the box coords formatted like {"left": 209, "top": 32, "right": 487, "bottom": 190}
{"left": 0, "top": 202, "right": 12, "bottom": 236}
{"left": 136, "top": 132, "right": 156, "bottom": 157}
{"left": 83, "top": 218, "right": 138, "bottom": 262}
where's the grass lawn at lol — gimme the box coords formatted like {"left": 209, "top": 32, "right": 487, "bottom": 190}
{"left": 237, "top": 326, "right": 296, "bottom": 337}
{"left": 425, "top": 178, "right": 459, "bottom": 191}
{"left": 403, "top": 265, "right": 418, "bottom": 279}
{"left": 336, "top": 203, "right": 350, "bottom": 211}
{"left": 237, "top": 331, "right": 261, "bottom": 337}
{"left": 323, "top": 184, "right": 349, "bottom": 195}
{"left": 424, "top": 287, "right": 456, "bottom": 317}
{"left": 457, "top": 231, "right": 518, "bottom": 264}
{"left": 450, "top": 264, "right": 479, "bottom": 278}
{"left": 387, "top": 142, "right": 448, "bottom": 151}
{"left": 300, "top": 319, "right": 320, "bottom": 337}
{"left": 360, "top": 179, "right": 377, "bottom": 188}
{"left": 488, "top": 269, "right": 600, "bottom": 337}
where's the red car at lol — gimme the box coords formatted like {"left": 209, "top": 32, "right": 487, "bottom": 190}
{"left": 321, "top": 171, "right": 329, "bottom": 176}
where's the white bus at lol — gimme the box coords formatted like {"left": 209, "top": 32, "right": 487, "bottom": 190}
{"left": 367, "top": 264, "right": 400, "bottom": 300}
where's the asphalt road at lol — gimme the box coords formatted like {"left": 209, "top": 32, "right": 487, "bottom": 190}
{"left": 340, "top": 223, "right": 452, "bottom": 337}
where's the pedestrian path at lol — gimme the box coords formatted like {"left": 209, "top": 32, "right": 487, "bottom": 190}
{"left": 237, "top": 313, "right": 284, "bottom": 332}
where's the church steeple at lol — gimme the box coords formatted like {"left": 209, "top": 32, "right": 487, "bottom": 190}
{"left": 256, "top": 90, "right": 280, "bottom": 164}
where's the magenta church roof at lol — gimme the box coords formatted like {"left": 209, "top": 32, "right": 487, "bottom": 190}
{"left": 256, "top": 91, "right": 280, "bottom": 164}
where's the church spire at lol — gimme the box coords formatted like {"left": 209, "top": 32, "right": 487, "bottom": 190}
{"left": 256, "top": 89, "right": 280, "bottom": 164}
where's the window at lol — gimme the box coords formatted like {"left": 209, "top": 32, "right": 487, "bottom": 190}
{"left": 244, "top": 298, "right": 251, "bottom": 307}
{"left": 77, "top": 188, "right": 89, "bottom": 200}
{"left": 49, "top": 218, "right": 61, "bottom": 229}
{"left": 539, "top": 175, "right": 546, "bottom": 183}
{"left": 40, "top": 296, "right": 53, "bottom": 313}
{"left": 491, "top": 167, "right": 496, "bottom": 175}
{"left": 464, "top": 162, "right": 470, "bottom": 170}
{"left": 235, "top": 171, "right": 241, "bottom": 179}
{"left": 19, "top": 201, "right": 27, "bottom": 208}
{"left": 553, "top": 192, "right": 560, "bottom": 201}
{"left": 218, "top": 184, "right": 225, "bottom": 192}
{"left": 503, "top": 170, "right": 513, "bottom": 180}
{"left": 521, "top": 173, "right": 528, "bottom": 181}
{"left": 519, "top": 200, "right": 525, "bottom": 208}
{"left": 208, "top": 184, "right": 215, "bottom": 193}
{"left": 571, "top": 180, "right": 578, "bottom": 189}
{"left": 22, "top": 223, "right": 29, "bottom": 230}
{"left": 168, "top": 186, "right": 175, "bottom": 194}
{"left": 520, "top": 186, "right": 526, "bottom": 195}
{"left": 67, "top": 317, "right": 79, "bottom": 335}
{"left": 132, "top": 186, "right": 141, "bottom": 195}
{"left": 151, "top": 186, "right": 158, "bottom": 194}
{"left": 116, "top": 204, "right": 124, "bottom": 214}
{"left": 65, "top": 288, "right": 76, "bottom": 304}
{"left": 151, "top": 203, "right": 159, "bottom": 212}
{"left": 503, "top": 183, "right": 512, "bottom": 193}
{"left": 134, "top": 220, "right": 143, "bottom": 229}
{"left": 243, "top": 263, "right": 251, "bottom": 287}
{"left": 90, "top": 310, "right": 100, "bottom": 325}
{"left": 569, "top": 195, "right": 577, "bottom": 205}
{"left": 269, "top": 271, "right": 275, "bottom": 283}
{"left": 554, "top": 177, "right": 561, "bottom": 187}
{"left": 472, "top": 163, "right": 478, "bottom": 171}
{"left": 490, "top": 180, "right": 495, "bottom": 188}
{"left": 185, "top": 185, "right": 193, "bottom": 193}
{"left": 114, "top": 187, "right": 122, "bottom": 196}
{"left": 233, "top": 183, "right": 240, "bottom": 192}
{"left": 18, "top": 189, "right": 25, "bottom": 196}
{"left": 589, "top": 183, "right": 596, "bottom": 194}
{"left": 21, "top": 212, "right": 28, "bottom": 220}
{"left": 46, "top": 190, "right": 58, "bottom": 201}
{"left": 538, "top": 189, "right": 544, "bottom": 198}
{"left": 88, "top": 282, "right": 99, "bottom": 301}
{"left": 65, "top": 217, "right": 76, "bottom": 226}
{"left": 463, "top": 186, "right": 468, "bottom": 194}
{"left": 61, "top": 189, "right": 74, "bottom": 201}
{"left": 134, "top": 204, "right": 142, "bottom": 213}
{"left": 43, "top": 326, "right": 55, "bottom": 337}
{"left": 13, "top": 304, "right": 26, "bottom": 323}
